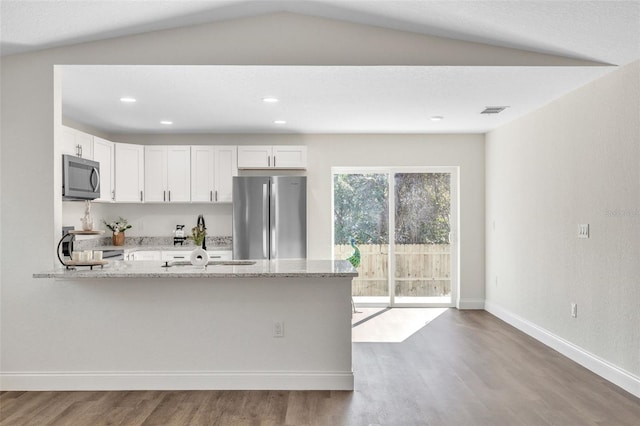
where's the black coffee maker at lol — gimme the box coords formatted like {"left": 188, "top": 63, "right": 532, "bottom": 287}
{"left": 173, "top": 225, "right": 187, "bottom": 246}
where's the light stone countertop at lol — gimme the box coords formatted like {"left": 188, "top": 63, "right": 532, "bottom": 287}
{"left": 34, "top": 259, "right": 358, "bottom": 279}
{"left": 95, "top": 245, "right": 232, "bottom": 252}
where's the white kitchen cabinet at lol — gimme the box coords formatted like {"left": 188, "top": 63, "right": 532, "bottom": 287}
{"left": 129, "top": 250, "right": 161, "bottom": 261}
{"left": 144, "top": 145, "right": 191, "bottom": 202}
{"left": 208, "top": 250, "right": 233, "bottom": 261}
{"left": 60, "top": 125, "right": 93, "bottom": 159}
{"left": 272, "top": 146, "right": 307, "bottom": 168}
{"left": 92, "top": 137, "right": 114, "bottom": 202}
{"left": 162, "top": 250, "right": 232, "bottom": 262}
{"left": 237, "top": 145, "right": 307, "bottom": 169}
{"left": 161, "top": 251, "right": 190, "bottom": 262}
{"left": 237, "top": 146, "right": 272, "bottom": 168}
{"left": 191, "top": 145, "right": 237, "bottom": 203}
{"left": 114, "top": 142, "right": 144, "bottom": 202}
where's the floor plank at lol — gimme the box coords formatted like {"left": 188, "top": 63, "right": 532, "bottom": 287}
{"left": 1, "top": 309, "right": 639, "bottom": 425}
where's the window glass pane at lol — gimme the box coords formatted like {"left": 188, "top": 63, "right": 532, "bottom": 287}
{"left": 394, "top": 173, "right": 451, "bottom": 303}
{"left": 334, "top": 173, "right": 389, "bottom": 302}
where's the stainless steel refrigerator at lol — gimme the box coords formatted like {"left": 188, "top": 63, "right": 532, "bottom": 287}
{"left": 232, "top": 176, "right": 307, "bottom": 260}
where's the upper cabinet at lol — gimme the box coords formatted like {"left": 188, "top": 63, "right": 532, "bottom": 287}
{"left": 191, "top": 145, "right": 238, "bottom": 203}
{"left": 114, "top": 143, "right": 144, "bottom": 202}
{"left": 60, "top": 125, "right": 94, "bottom": 159}
{"left": 92, "top": 137, "right": 114, "bottom": 202}
{"left": 237, "top": 145, "right": 307, "bottom": 169}
{"left": 144, "top": 145, "right": 191, "bottom": 203}
{"left": 272, "top": 146, "right": 308, "bottom": 169}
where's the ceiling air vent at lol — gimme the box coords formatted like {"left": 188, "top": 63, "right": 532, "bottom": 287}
{"left": 481, "top": 106, "right": 509, "bottom": 114}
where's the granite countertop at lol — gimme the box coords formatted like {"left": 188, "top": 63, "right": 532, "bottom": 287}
{"left": 75, "top": 236, "right": 232, "bottom": 252}
{"left": 34, "top": 259, "right": 358, "bottom": 279}
{"left": 95, "top": 245, "right": 232, "bottom": 252}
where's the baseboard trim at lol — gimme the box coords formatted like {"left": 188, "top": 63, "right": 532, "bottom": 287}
{"left": 485, "top": 301, "right": 640, "bottom": 398}
{"left": 457, "top": 298, "right": 485, "bottom": 310}
{"left": 0, "top": 370, "right": 354, "bottom": 391}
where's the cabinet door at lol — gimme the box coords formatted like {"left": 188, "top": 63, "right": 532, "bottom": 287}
{"left": 207, "top": 250, "right": 233, "bottom": 261}
{"left": 191, "top": 146, "right": 214, "bottom": 202}
{"left": 161, "top": 251, "right": 191, "bottom": 262}
{"left": 93, "top": 137, "right": 114, "bottom": 202}
{"left": 60, "top": 126, "right": 79, "bottom": 156}
{"left": 166, "top": 146, "right": 191, "bottom": 202}
{"left": 75, "top": 130, "right": 94, "bottom": 160}
{"left": 114, "top": 143, "right": 144, "bottom": 202}
{"left": 132, "top": 251, "right": 161, "bottom": 261}
{"left": 144, "top": 146, "right": 167, "bottom": 202}
{"left": 60, "top": 125, "right": 93, "bottom": 159}
{"left": 273, "top": 145, "right": 307, "bottom": 169}
{"left": 214, "top": 146, "right": 237, "bottom": 202}
{"left": 237, "top": 146, "right": 272, "bottom": 169}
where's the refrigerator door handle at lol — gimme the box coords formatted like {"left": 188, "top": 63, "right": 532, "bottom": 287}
{"left": 270, "top": 181, "right": 277, "bottom": 258}
{"left": 262, "top": 183, "right": 269, "bottom": 258}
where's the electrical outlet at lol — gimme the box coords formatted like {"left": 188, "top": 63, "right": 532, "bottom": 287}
{"left": 571, "top": 303, "right": 578, "bottom": 318}
{"left": 578, "top": 224, "right": 589, "bottom": 239}
{"left": 273, "top": 321, "right": 284, "bottom": 338}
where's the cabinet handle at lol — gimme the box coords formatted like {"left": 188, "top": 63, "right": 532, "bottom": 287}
{"left": 112, "top": 190, "right": 115, "bottom": 201}
{"left": 80, "top": 145, "right": 83, "bottom": 157}
{"left": 268, "top": 155, "right": 271, "bottom": 167}
{"left": 210, "top": 190, "right": 213, "bottom": 202}
{"left": 168, "top": 190, "right": 171, "bottom": 202}
{"left": 140, "top": 190, "right": 143, "bottom": 202}
{"left": 215, "top": 190, "right": 218, "bottom": 202}
{"left": 274, "top": 156, "right": 276, "bottom": 167}
{"left": 163, "top": 190, "right": 166, "bottom": 202}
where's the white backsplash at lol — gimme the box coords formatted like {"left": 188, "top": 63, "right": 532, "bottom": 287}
{"left": 62, "top": 201, "right": 232, "bottom": 237}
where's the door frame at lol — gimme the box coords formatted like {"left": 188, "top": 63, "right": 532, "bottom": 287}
{"left": 331, "top": 166, "right": 459, "bottom": 308}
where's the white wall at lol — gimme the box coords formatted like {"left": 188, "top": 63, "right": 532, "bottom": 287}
{"left": 62, "top": 201, "right": 232, "bottom": 239}
{"left": 485, "top": 60, "right": 640, "bottom": 378}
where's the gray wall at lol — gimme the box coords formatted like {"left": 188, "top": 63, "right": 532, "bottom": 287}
{"left": 485, "top": 60, "right": 640, "bottom": 377}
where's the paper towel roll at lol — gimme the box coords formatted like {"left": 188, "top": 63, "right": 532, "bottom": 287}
{"left": 190, "top": 247, "right": 209, "bottom": 267}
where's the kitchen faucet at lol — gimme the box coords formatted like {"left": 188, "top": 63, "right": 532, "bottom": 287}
{"left": 197, "top": 214, "right": 206, "bottom": 250}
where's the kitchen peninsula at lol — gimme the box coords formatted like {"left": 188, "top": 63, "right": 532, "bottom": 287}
{"left": 31, "top": 260, "right": 356, "bottom": 391}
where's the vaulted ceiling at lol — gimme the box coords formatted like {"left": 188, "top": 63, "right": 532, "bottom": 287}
{"left": 3, "top": 1, "right": 639, "bottom": 134}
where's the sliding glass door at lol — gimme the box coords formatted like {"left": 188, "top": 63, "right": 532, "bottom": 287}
{"left": 333, "top": 172, "right": 390, "bottom": 305}
{"left": 333, "top": 167, "right": 457, "bottom": 307}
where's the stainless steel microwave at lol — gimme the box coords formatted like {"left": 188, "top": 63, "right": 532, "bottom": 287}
{"left": 62, "top": 154, "right": 100, "bottom": 200}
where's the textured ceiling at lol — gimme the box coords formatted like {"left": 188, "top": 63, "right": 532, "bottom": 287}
{"left": 62, "top": 65, "right": 611, "bottom": 134}
{"left": 2, "top": 1, "right": 639, "bottom": 65}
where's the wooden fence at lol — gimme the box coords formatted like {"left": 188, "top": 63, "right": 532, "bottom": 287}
{"left": 334, "top": 244, "right": 451, "bottom": 297}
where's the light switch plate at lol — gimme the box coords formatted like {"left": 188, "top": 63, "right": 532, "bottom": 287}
{"left": 578, "top": 224, "right": 589, "bottom": 239}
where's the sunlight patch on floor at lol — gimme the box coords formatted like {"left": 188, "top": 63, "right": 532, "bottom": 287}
{"left": 352, "top": 307, "right": 448, "bottom": 343}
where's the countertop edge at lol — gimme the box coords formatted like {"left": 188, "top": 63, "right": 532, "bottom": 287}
{"left": 33, "top": 272, "right": 358, "bottom": 279}
{"left": 33, "top": 260, "right": 358, "bottom": 279}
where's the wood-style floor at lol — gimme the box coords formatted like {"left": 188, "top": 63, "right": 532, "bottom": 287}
{"left": 1, "top": 309, "right": 639, "bottom": 425}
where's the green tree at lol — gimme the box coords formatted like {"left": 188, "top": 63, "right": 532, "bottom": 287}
{"left": 333, "top": 174, "right": 388, "bottom": 244}
{"left": 394, "top": 173, "right": 450, "bottom": 244}
{"left": 334, "top": 172, "right": 451, "bottom": 246}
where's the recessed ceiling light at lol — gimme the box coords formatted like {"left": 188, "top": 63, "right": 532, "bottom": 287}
{"left": 430, "top": 116, "right": 444, "bottom": 121}
{"left": 262, "top": 97, "right": 279, "bottom": 103}
{"left": 160, "top": 121, "right": 173, "bottom": 125}
{"left": 120, "top": 97, "right": 136, "bottom": 103}
{"left": 274, "top": 120, "right": 287, "bottom": 124}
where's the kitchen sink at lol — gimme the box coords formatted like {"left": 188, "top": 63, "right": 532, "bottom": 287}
{"left": 164, "top": 260, "right": 256, "bottom": 267}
